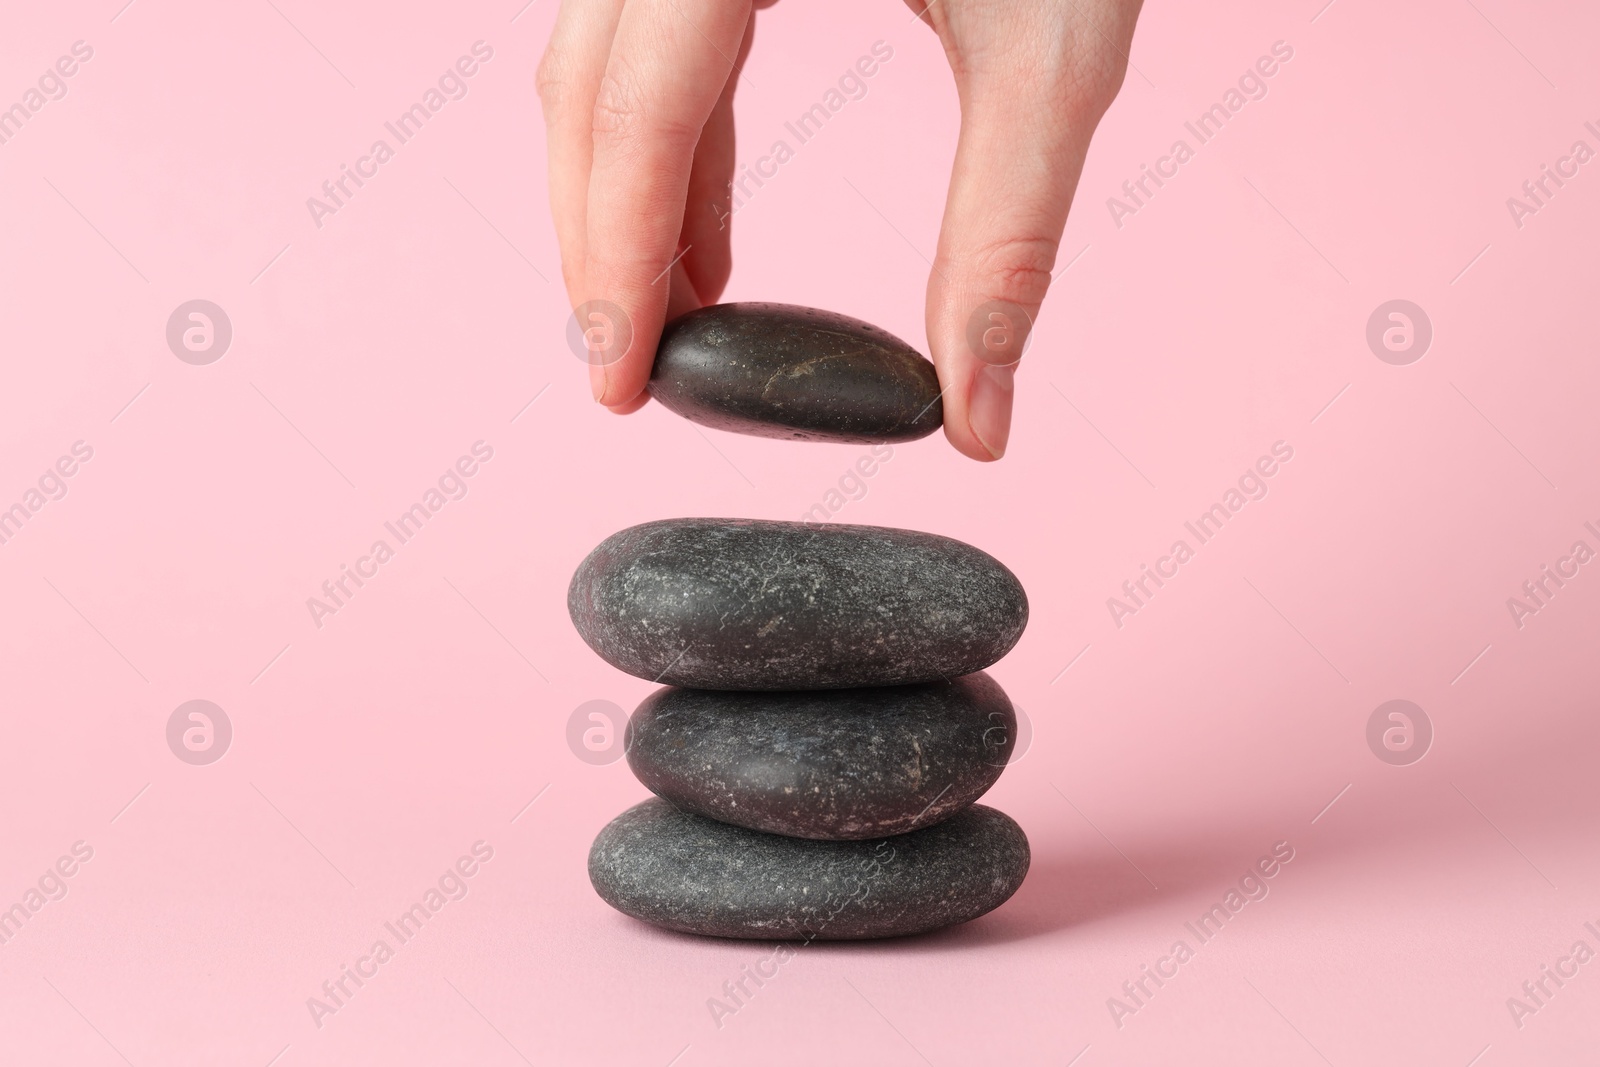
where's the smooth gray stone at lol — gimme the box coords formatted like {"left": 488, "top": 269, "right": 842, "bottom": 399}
{"left": 588, "top": 799, "right": 1029, "bottom": 940}
{"left": 648, "top": 303, "right": 942, "bottom": 443}
{"left": 568, "top": 518, "right": 1028, "bottom": 690}
{"left": 625, "top": 674, "right": 1015, "bottom": 840}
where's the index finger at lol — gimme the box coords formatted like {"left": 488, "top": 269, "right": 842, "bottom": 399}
{"left": 582, "top": 0, "right": 753, "bottom": 406}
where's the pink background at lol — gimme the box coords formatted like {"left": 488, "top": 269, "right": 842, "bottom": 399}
{"left": 3, "top": 0, "right": 1598, "bottom": 1063}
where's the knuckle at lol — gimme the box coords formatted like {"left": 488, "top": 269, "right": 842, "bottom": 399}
{"left": 971, "top": 235, "right": 1058, "bottom": 308}
{"left": 535, "top": 52, "right": 570, "bottom": 119}
{"left": 1069, "top": 53, "right": 1130, "bottom": 115}
{"left": 591, "top": 64, "right": 702, "bottom": 154}
{"left": 591, "top": 67, "right": 645, "bottom": 141}
{"left": 1062, "top": 18, "right": 1136, "bottom": 114}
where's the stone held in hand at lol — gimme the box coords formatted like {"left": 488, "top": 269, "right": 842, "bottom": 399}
{"left": 625, "top": 673, "right": 1016, "bottom": 839}
{"left": 567, "top": 518, "right": 1028, "bottom": 690}
{"left": 588, "top": 798, "right": 1030, "bottom": 940}
{"left": 648, "top": 302, "right": 943, "bottom": 443}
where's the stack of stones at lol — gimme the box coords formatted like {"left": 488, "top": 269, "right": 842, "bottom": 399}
{"left": 567, "top": 302, "right": 1033, "bottom": 941}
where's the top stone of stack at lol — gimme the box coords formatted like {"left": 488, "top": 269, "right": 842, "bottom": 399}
{"left": 648, "top": 303, "right": 943, "bottom": 444}
{"left": 567, "top": 518, "right": 1027, "bottom": 690}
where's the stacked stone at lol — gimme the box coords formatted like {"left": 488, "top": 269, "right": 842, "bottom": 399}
{"left": 568, "top": 303, "right": 1032, "bottom": 941}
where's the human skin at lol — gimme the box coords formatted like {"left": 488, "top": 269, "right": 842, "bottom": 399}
{"left": 538, "top": 0, "right": 1144, "bottom": 460}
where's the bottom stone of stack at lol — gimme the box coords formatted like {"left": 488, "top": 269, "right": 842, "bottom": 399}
{"left": 588, "top": 798, "right": 1029, "bottom": 940}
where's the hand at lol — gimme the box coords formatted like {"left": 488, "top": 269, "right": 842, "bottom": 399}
{"left": 538, "top": 0, "right": 1143, "bottom": 458}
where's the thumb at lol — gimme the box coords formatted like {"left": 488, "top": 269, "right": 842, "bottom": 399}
{"left": 927, "top": 54, "right": 1127, "bottom": 460}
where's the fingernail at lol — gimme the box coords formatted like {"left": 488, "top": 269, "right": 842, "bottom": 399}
{"left": 968, "top": 364, "right": 1016, "bottom": 459}
{"left": 569, "top": 299, "right": 632, "bottom": 402}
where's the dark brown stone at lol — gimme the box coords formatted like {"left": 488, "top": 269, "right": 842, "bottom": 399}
{"left": 588, "top": 799, "right": 1029, "bottom": 940}
{"left": 648, "top": 303, "right": 942, "bottom": 443}
{"left": 624, "top": 674, "right": 1016, "bottom": 839}
{"left": 567, "top": 518, "right": 1028, "bottom": 690}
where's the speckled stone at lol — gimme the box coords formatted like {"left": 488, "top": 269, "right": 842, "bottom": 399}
{"left": 625, "top": 673, "right": 1015, "bottom": 839}
{"left": 568, "top": 518, "right": 1027, "bottom": 690}
{"left": 588, "top": 799, "right": 1029, "bottom": 940}
{"left": 648, "top": 303, "right": 942, "bottom": 443}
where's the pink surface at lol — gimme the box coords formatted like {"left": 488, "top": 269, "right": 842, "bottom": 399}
{"left": 2, "top": 0, "right": 1598, "bottom": 1064}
